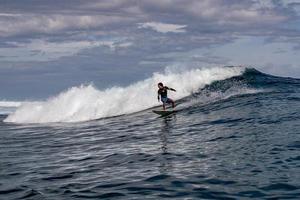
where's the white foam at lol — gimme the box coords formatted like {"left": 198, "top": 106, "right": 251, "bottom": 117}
{"left": 0, "top": 101, "right": 22, "bottom": 108}
{"left": 0, "top": 101, "right": 23, "bottom": 115}
{"left": 4, "top": 66, "right": 245, "bottom": 123}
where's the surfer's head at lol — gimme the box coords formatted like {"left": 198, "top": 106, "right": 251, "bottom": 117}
{"left": 158, "top": 82, "right": 163, "bottom": 88}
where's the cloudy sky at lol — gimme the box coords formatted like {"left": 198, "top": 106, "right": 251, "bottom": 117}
{"left": 1, "top": 0, "right": 300, "bottom": 99}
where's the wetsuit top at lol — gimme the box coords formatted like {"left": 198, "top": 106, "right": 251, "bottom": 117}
{"left": 158, "top": 86, "right": 170, "bottom": 98}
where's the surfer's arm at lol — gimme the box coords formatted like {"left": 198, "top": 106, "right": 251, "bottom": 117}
{"left": 157, "top": 91, "right": 160, "bottom": 102}
{"left": 166, "top": 86, "right": 176, "bottom": 92}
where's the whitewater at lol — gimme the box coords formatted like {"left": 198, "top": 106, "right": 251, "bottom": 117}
{"left": 4, "top": 66, "right": 245, "bottom": 123}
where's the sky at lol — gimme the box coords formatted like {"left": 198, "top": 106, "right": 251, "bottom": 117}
{"left": 0, "top": 0, "right": 300, "bottom": 100}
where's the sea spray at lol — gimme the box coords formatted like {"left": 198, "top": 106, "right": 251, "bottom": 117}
{"left": 0, "top": 101, "right": 23, "bottom": 115}
{"left": 5, "top": 66, "right": 245, "bottom": 123}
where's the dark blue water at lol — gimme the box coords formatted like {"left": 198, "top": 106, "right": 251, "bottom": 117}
{"left": 1, "top": 69, "right": 300, "bottom": 199}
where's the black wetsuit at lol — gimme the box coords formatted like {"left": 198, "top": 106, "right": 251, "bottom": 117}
{"left": 158, "top": 86, "right": 169, "bottom": 98}
{"left": 158, "top": 86, "right": 176, "bottom": 104}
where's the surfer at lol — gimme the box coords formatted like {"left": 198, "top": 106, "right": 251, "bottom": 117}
{"left": 157, "top": 82, "right": 176, "bottom": 110}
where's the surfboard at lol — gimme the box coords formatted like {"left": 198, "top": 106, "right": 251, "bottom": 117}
{"left": 152, "top": 109, "right": 177, "bottom": 116}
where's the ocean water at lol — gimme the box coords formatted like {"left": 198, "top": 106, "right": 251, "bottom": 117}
{"left": 1, "top": 67, "right": 300, "bottom": 199}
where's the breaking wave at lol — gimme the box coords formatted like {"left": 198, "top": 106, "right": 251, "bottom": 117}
{"left": 4, "top": 66, "right": 246, "bottom": 123}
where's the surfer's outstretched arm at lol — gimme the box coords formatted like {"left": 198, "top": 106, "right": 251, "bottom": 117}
{"left": 166, "top": 86, "right": 176, "bottom": 92}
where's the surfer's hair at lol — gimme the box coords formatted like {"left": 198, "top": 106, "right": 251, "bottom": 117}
{"left": 158, "top": 82, "right": 163, "bottom": 86}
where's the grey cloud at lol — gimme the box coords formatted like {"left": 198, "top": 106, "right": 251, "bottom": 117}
{"left": 0, "top": 0, "right": 299, "bottom": 52}
{"left": 0, "top": 0, "right": 298, "bottom": 56}
{"left": 0, "top": 0, "right": 296, "bottom": 36}
{"left": 0, "top": 14, "right": 135, "bottom": 37}
{"left": 0, "top": 0, "right": 300, "bottom": 99}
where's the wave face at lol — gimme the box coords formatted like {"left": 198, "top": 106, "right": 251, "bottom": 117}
{"left": 4, "top": 66, "right": 244, "bottom": 123}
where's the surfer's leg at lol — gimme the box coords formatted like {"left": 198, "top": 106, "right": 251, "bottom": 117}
{"left": 167, "top": 98, "right": 175, "bottom": 108}
{"left": 161, "top": 97, "right": 167, "bottom": 110}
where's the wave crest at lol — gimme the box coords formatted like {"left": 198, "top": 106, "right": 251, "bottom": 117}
{"left": 4, "top": 66, "right": 245, "bottom": 123}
